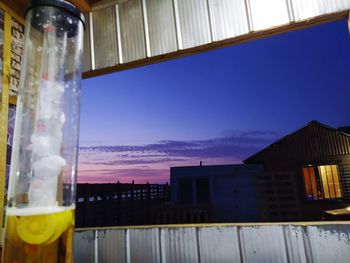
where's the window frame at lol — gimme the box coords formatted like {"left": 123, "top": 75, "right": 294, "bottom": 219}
{"left": 302, "top": 163, "right": 343, "bottom": 201}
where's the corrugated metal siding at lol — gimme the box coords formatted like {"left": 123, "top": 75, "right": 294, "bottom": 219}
{"left": 74, "top": 224, "right": 350, "bottom": 263}
{"left": 240, "top": 226, "right": 288, "bottom": 262}
{"left": 174, "top": 0, "right": 211, "bottom": 49}
{"left": 246, "top": 123, "right": 350, "bottom": 162}
{"left": 208, "top": 0, "right": 250, "bottom": 41}
{"left": 129, "top": 228, "right": 160, "bottom": 263}
{"left": 117, "top": 0, "right": 146, "bottom": 63}
{"left": 91, "top": 8, "right": 118, "bottom": 69}
{"left": 341, "top": 157, "right": 350, "bottom": 201}
{"left": 162, "top": 227, "right": 199, "bottom": 263}
{"left": 98, "top": 229, "right": 126, "bottom": 263}
{"left": 74, "top": 231, "right": 95, "bottom": 263}
{"left": 198, "top": 226, "right": 241, "bottom": 262}
{"left": 283, "top": 226, "right": 309, "bottom": 263}
{"left": 249, "top": 0, "right": 290, "bottom": 31}
{"left": 144, "top": 0, "right": 178, "bottom": 56}
{"left": 308, "top": 225, "right": 350, "bottom": 263}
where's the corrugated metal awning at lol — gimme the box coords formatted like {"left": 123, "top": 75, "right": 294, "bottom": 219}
{"left": 8, "top": 0, "right": 350, "bottom": 79}
{"left": 83, "top": 0, "right": 350, "bottom": 78}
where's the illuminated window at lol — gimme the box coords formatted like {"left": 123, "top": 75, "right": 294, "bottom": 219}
{"left": 303, "top": 164, "right": 342, "bottom": 200}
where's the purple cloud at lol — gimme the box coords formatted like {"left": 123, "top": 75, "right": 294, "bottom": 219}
{"left": 79, "top": 130, "right": 281, "bottom": 165}
{"left": 77, "top": 130, "right": 281, "bottom": 183}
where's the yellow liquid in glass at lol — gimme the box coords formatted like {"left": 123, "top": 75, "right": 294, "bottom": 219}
{"left": 2, "top": 207, "right": 75, "bottom": 263}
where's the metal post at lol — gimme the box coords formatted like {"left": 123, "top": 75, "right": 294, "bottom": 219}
{"left": 94, "top": 230, "right": 99, "bottom": 263}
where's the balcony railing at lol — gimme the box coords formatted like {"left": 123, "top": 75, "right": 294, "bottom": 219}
{"left": 74, "top": 221, "right": 350, "bottom": 263}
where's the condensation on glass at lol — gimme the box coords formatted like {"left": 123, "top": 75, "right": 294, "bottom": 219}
{"left": 3, "top": 1, "right": 84, "bottom": 262}
{"left": 8, "top": 2, "right": 84, "bottom": 209}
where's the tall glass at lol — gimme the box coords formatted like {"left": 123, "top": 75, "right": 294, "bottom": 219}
{"left": 2, "top": 1, "right": 84, "bottom": 262}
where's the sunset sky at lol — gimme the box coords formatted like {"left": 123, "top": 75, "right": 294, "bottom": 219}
{"left": 77, "top": 19, "right": 350, "bottom": 184}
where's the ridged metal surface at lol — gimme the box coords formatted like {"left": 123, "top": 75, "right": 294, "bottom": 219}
{"left": 162, "top": 227, "right": 199, "bottom": 263}
{"left": 245, "top": 122, "right": 350, "bottom": 162}
{"left": 98, "top": 229, "right": 126, "bottom": 263}
{"left": 283, "top": 226, "right": 309, "bottom": 263}
{"left": 144, "top": 0, "right": 177, "bottom": 56}
{"left": 91, "top": 8, "right": 118, "bottom": 69}
{"left": 83, "top": 15, "right": 91, "bottom": 72}
{"left": 85, "top": 0, "right": 350, "bottom": 75}
{"left": 129, "top": 228, "right": 160, "bottom": 263}
{"left": 208, "top": 0, "right": 250, "bottom": 41}
{"left": 74, "top": 231, "right": 95, "bottom": 263}
{"left": 74, "top": 224, "right": 350, "bottom": 262}
{"left": 292, "top": 0, "right": 350, "bottom": 21}
{"left": 175, "top": 0, "right": 211, "bottom": 49}
{"left": 240, "top": 225, "right": 288, "bottom": 262}
{"left": 117, "top": 0, "right": 146, "bottom": 63}
{"left": 249, "top": 0, "right": 290, "bottom": 31}
{"left": 308, "top": 225, "right": 350, "bottom": 263}
{"left": 198, "top": 226, "right": 241, "bottom": 262}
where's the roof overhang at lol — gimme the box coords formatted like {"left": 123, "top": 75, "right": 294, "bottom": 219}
{"left": 8, "top": 0, "right": 92, "bottom": 16}
{"left": 6, "top": 0, "right": 350, "bottom": 80}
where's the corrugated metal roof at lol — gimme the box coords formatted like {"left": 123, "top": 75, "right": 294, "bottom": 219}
{"left": 244, "top": 121, "right": 350, "bottom": 163}
{"left": 74, "top": 223, "right": 350, "bottom": 263}
{"left": 91, "top": 7, "right": 118, "bottom": 69}
{"left": 144, "top": 0, "right": 177, "bottom": 56}
{"left": 83, "top": 0, "right": 350, "bottom": 77}
{"left": 208, "top": 0, "right": 250, "bottom": 41}
{"left": 117, "top": 0, "right": 146, "bottom": 63}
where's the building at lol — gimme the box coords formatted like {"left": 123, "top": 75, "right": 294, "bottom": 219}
{"left": 244, "top": 121, "right": 350, "bottom": 222}
{"left": 170, "top": 164, "right": 264, "bottom": 223}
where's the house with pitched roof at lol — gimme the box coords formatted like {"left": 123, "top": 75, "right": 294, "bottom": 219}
{"left": 244, "top": 121, "right": 350, "bottom": 221}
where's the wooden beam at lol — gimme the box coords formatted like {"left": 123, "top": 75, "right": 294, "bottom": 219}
{"left": 68, "top": 0, "right": 91, "bottom": 13}
{"left": 0, "top": 1, "right": 26, "bottom": 21}
{"left": 90, "top": 0, "right": 118, "bottom": 11}
{"left": 2, "top": 1, "right": 91, "bottom": 17}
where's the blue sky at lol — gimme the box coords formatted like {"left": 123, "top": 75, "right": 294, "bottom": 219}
{"left": 77, "top": 19, "right": 350, "bottom": 184}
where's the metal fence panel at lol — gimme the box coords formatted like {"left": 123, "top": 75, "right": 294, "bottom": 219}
{"left": 74, "top": 224, "right": 350, "bottom": 263}
{"left": 117, "top": 0, "right": 146, "bottom": 63}
{"left": 198, "top": 226, "right": 241, "bottom": 262}
{"left": 240, "top": 226, "right": 288, "bottom": 263}
{"left": 129, "top": 228, "right": 161, "bottom": 263}
{"left": 91, "top": 8, "right": 118, "bottom": 69}
{"left": 283, "top": 226, "right": 309, "bottom": 263}
{"left": 74, "top": 231, "right": 95, "bottom": 263}
{"left": 175, "top": 0, "right": 211, "bottom": 49}
{"left": 308, "top": 225, "right": 350, "bottom": 263}
{"left": 98, "top": 229, "right": 126, "bottom": 263}
{"left": 161, "top": 227, "right": 199, "bottom": 263}
{"left": 144, "top": 0, "right": 177, "bottom": 56}
{"left": 245, "top": 0, "right": 290, "bottom": 31}
{"left": 208, "top": 0, "right": 250, "bottom": 41}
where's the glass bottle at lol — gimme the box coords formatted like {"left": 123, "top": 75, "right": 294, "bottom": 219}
{"left": 2, "top": 1, "right": 85, "bottom": 262}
